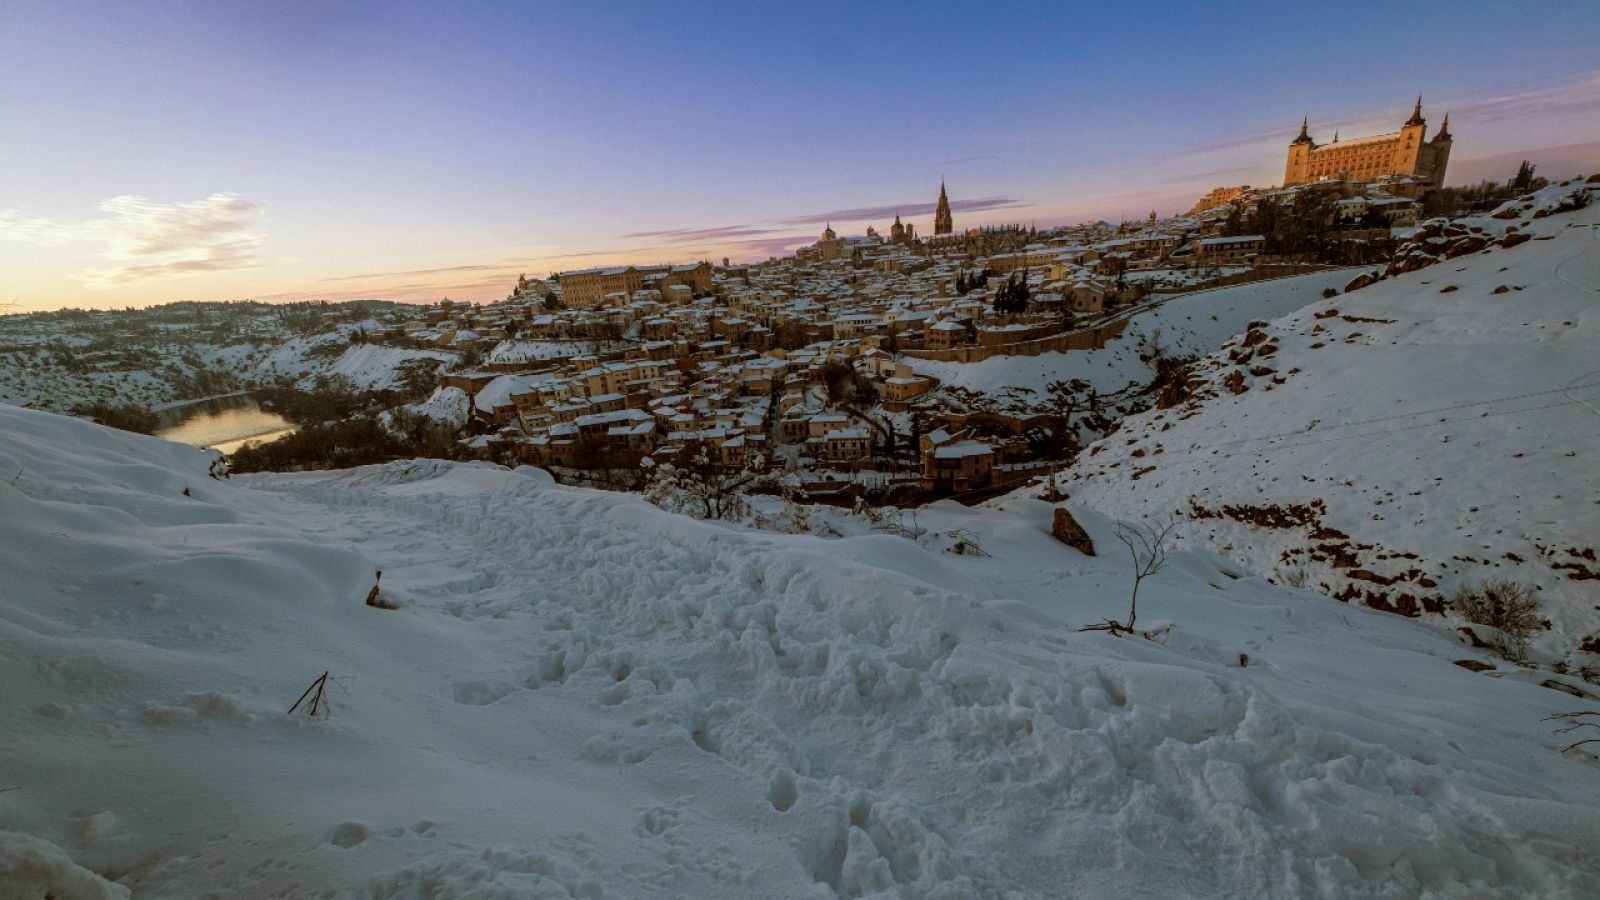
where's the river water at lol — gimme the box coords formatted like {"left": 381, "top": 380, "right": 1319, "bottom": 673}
{"left": 155, "top": 395, "right": 295, "bottom": 455}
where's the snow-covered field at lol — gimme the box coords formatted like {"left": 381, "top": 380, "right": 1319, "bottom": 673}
{"left": 4, "top": 403, "right": 1599, "bottom": 897}
{"left": 1066, "top": 182, "right": 1600, "bottom": 659}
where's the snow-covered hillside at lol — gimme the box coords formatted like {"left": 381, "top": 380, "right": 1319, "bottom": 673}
{"left": 0, "top": 309, "right": 454, "bottom": 414}
{"left": 1066, "top": 181, "right": 1599, "bottom": 661}
{"left": 3, "top": 404, "right": 1599, "bottom": 896}
{"left": 917, "top": 268, "right": 1354, "bottom": 409}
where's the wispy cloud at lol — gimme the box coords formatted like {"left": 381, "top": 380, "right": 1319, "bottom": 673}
{"left": 616, "top": 224, "right": 784, "bottom": 241}
{"left": 778, "top": 195, "right": 1027, "bottom": 227}
{"left": 1171, "top": 71, "right": 1600, "bottom": 167}
{"left": 320, "top": 262, "right": 511, "bottom": 283}
{"left": 0, "top": 193, "right": 265, "bottom": 289}
{"left": 1448, "top": 72, "right": 1600, "bottom": 124}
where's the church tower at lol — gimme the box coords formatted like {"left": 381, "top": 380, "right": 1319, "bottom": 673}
{"left": 890, "top": 214, "right": 906, "bottom": 243}
{"left": 934, "top": 180, "right": 953, "bottom": 235}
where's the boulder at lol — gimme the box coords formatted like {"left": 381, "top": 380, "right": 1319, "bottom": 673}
{"left": 1051, "top": 507, "right": 1095, "bottom": 556}
{"left": 1343, "top": 272, "right": 1380, "bottom": 293}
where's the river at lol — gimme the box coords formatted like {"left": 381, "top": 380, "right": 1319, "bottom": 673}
{"left": 154, "top": 395, "right": 296, "bottom": 455}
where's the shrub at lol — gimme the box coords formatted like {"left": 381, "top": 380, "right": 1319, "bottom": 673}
{"left": 1322, "top": 287, "right": 1339, "bottom": 299}
{"left": 1450, "top": 579, "right": 1542, "bottom": 660}
{"left": 72, "top": 402, "right": 158, "bottom": 434}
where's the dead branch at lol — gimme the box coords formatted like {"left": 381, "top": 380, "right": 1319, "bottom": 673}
{"left": 289, "top": 671, "right": 332, "bottom": 717}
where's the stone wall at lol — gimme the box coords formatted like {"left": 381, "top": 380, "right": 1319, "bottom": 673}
{"left": 899, "top": 318, "right": 1130, "bottom": 363}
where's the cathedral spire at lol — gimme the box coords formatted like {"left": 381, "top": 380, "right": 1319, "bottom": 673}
{"left": 1435, "top": 112, "right": 1451, "bottom": 140}
{"left": 1406, "top": 95, "right": 1425, "bottom": 127}
{"left": 933, "top": 179, "right": 953, "bottom": 236}
{"left": 1292, "top": 117, "right": 1312, "bottom": 145}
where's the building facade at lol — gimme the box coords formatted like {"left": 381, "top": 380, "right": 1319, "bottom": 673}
{"left": 1284, "top": 99, "right": 1452, "bottom": 188}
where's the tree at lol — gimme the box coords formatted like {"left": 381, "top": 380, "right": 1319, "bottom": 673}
{"left": 994, "top": 273, "right": 1031, "bottom": 315}
{"left": 1512, "top": 160, "right": 1537, "bottom": 192}
{"left": 643, "top": 444, "right": 769, "bottom": 521}
{"left": 1083, "top": 518, "right": 1176, "bottom": 635}
{"left": 1222, "top": 202, "right": 1245, "bottom": 237}
{"left": 1450, "top": 579, "right": 1542, "bottom": 661}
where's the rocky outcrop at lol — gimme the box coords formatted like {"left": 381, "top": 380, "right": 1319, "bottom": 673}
{"left": 1051, "top": 507, "right": 1095, "bottom": 556}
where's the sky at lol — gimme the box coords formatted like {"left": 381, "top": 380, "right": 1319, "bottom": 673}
{"left": 2, "top": 1, "right": 1597, "bottom": 313}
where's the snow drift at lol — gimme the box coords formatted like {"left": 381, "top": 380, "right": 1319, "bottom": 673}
{"left": 2, "top": 404, "right": 1599, "bottom": 896}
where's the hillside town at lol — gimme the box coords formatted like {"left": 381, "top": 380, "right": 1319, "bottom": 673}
{"left": 326, "top": 101, "right": 1474, "bottom": 500}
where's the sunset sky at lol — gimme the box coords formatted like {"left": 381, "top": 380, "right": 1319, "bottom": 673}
{"left": 3, "top": 0, "right": 1597, "bottom": 313}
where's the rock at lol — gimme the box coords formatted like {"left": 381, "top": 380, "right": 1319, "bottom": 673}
{"left": 1453, "top": 659, "right": 1495, "bottom": 672}
{"left": 1051, "top": 507, "right": 1095, "bottom": 556}
{"left": 1439, "top": 285, "right": 1458, "bottom": 293}
{"left": 1348, "top": 568, "right": 1397, "bottom": 585}
{"left": 1492, "top": 285, "right": 1510, "bottom": 295}
{"left": 1500, "top": 232, "right": 1532, "bottom": 249}
{"left": 1542, "top": 679, "right": 1596, "bottom": 700}
{"left": 1223, "top": 370, "right": 1248, "bottom": 395}
{"left": 1344, "top": 272, "right": 1380, "bottom": 293}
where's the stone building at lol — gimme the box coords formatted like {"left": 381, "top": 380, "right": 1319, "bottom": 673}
{"left": 1284, "top": 98, "right": 1452, "bottom": 188}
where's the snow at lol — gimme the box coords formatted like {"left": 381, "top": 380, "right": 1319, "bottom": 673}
{"left": 932, "top": 440, "right": 993, "bottom": 459}
{"left": 484, "top": 339, "right": 588, "bottom": 364}
{"left": 473, "top": 372, "right": 554, "bottom": 414}
{"left": 918, "top": 268, "right": 1355, "bottom": 402}
{"left": 0, "top": 831, "right": 129, "bottom": 899}
{"left": 3, "top": 402, "right": 1600, "bottom": 895}
{"left": 389, "top": 385, "right": 471, "bottom": 430}
{"left": 311, "top": 343, "right": 454, "bottom": 391}
{"left": 1066, "top": 181, "right": 1600, "bottom": 658}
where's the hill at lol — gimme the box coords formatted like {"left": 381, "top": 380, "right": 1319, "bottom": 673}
{"left": 1064, "top": 179, "right": 1599, "bottom": 665}
{"left": 2, "top": 403, "right": 1599, "bottom": 895}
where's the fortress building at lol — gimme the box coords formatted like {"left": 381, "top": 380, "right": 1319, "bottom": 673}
{"left": 1284, "top": 98, "right": 1452, "bottom": 188}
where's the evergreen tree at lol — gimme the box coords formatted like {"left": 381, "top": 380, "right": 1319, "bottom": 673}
{"left": 1512, "top": 160, "right": 1537, "bottom": 192}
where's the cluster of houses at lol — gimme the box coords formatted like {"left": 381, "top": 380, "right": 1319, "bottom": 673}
{"left": 361, "top": 183, "right": 1422, "bottom": 496}
{"left": 445, "top": 332, "right": 943, "bottom": 476}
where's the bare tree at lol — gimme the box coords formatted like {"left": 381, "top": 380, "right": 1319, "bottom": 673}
{"left": 1083, "top": 518, "right": 1176, "bottom": 636}
{"left": 1450, "top": 579, "right": 1542, "bottom": 661}
{"left": 643, "top": 443, "right": 768, "bottom": 521}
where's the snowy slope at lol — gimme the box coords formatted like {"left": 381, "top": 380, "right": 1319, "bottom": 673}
{"left": 3, "top": 404, "right": 1600, "bottom": 896}
{"left": 309, "top": 343, "right": 455, "bottom": 391}
{"left": 1065, "top": 181, "right": 1600, "bottom": 660}
{"left": 915, "top": 268, "right": 1354, "bottom": 408}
